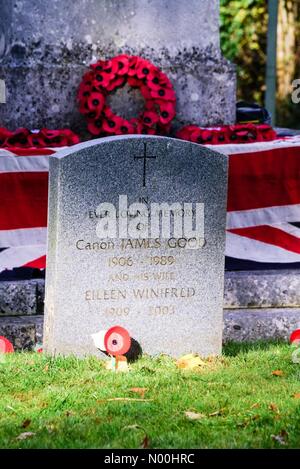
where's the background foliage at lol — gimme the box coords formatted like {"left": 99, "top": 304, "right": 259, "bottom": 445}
{"left": 220, "top": 0, "right": 300, "bottom": 128}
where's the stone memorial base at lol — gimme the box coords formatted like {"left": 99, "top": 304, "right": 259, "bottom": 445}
{"left": 1, "top": 269, "right": 300, "bottom": 350}
{"left": 0, "top": 55, "right": 235, "bottom": 134}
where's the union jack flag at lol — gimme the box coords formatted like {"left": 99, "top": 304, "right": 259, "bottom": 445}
{"left": 1, "top": 137, "right": 300, "bottom": 278}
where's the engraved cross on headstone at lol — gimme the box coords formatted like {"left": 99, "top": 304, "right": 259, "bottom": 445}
{"left": 134, "top": 143, "right": 157, "bottom": 187}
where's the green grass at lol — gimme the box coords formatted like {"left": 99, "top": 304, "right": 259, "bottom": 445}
{"left": 0, "top": 341, "right": 300, "bottom": 449}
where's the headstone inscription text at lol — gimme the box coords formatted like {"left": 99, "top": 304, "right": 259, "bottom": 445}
{"left": 44, "top": 135, "right": 228, "bottom": 357}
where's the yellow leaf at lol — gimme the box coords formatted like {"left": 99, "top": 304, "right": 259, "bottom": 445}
{"left": 176, "top": 353, "right": 207, "bottom": 370}
{"left": 272, "top": 370, "right": 284, "bottom": 377}
{"left": 293, "top": 393, "right": 300, "bottom": 399}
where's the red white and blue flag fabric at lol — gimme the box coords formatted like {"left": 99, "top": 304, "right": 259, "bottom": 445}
{"left": 1, "top": 137, "right": 300, "bottom": 278}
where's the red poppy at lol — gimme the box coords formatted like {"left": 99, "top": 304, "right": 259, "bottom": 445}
{"left": 111, "top": 55, "right": 130, "bottom": 76}
{"left": 5, "top": 128, "right": 30, "bottom": 147}
{"left": 146, "top": 70, "right": 171, "bottom": 90}
{"left": 136, "top": 59, "right": 156, "bottom": 79}
{"left": 128, "top": 56, "right": 140, "bottom": 76}
{"left": 87, "top": 118, "right": 103, "bottom": 136}
{"left": 106, "top": 76, "right": 126, "bottom": 92}
{"left": 102, "top": 114, "right": 124, "bottom": 134}
{"left": 87, "top": 92, "right": 105, "bottom": 112}
{"left": 142, "top": 110, "right": 159, "bottom": 127}
{"left": 114, "top": 118, "right": 135, "bottom": 135}
{"left": 150, "top": 86, "right": 176, "bottom": 101}
{"left": 90, "top": 60, "right": 111, "bottom": 73}
{"left": 158, "top": 101, "right": 176, "bottom": 125}
{"left": 92, "top": 71, "right": 114, "bottom": 89}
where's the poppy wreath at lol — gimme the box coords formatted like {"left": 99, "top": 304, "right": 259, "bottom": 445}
{"left": 0, "top": 127, "right": 80, "bottom": 148}
{"left": 176, "top": 123, "right": 277, "bottom": 145}
{"left": 78, "top": 54, "right": 176, "bottom": 137}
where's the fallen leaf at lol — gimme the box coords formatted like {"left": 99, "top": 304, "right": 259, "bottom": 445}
{"left": 44, "top": 364, "right": 49, "bottom": 372}
{"left": 272, "top": 370, "right": 284, "bottom": 377}
{"left": 16, "top": 432, "right": 36, "bottom": 441}
{"left": 141, "top": 434, "right": 150, "bottom": 449}
{"left": 185, "top": 411, "right": 205, "bottom": 421}
{"left": 21, "top": 419, "right": 31, "bottom": 429}
{"left": 209, "top": 408, "right": 225, "bottom": 417}
{"left": 130, "top": 387, "right": 148, "bottom": 398}
{"left": 269, "top": 403, "right": 279, "bottom": 413}
{"left": 293, "top": 393, "right": 300, "bottom": 399}
{"left": 176, "top": 353, "right": 207, "bottom": 370}
{"left": 250, "top": 403, "right": 260, "bottom": 409}
{"left": 105, "top": 398, "right": 153, "bottom": 402}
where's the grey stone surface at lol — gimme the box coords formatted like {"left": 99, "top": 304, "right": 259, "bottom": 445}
{"left": 224, "top": 269, "right": 300, "bottom": 309}
{"left": 1, "top": 308, "right": 299, "bottom": 352}
{"left": 223, "top": 308, "right": 300, "bottom": 343}
{"left": 0, "top": 315, "right": 43, "bottom": 350}
{"left": 2, "top": 269, "right": 300, "bottom": 317}
{"left": 0, "top": 0, "right": 236, "bottom": 132}
{"left": 44, "top": 135, "right": 228, "bottom": 357}
{"left": 0, "top": 279, "right": 44, "bottom": 316}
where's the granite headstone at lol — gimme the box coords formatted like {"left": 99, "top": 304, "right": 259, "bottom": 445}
{"left": 44, "top": 135, "right": 228, "bottom": 357}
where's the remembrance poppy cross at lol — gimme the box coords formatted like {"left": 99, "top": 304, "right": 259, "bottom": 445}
{"left": 134, "top": 143, "right": 157, "bottom": 187}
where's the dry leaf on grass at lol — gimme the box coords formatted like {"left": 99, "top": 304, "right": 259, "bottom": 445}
{"left": 185, "top": 411, "right": 205, "bottom": 421}
{"left": 141, "top": 434, "right": 150, "bottom": 449}
{"left": 21, "top": 419, "right": 31, "bottom": 429}
{"left": 250, "top": 403, "right": 260, "bottom": 409}
{"left": 16, "top": 432, "right": 36, "bottom": 441}
{"left": 293, "top": 393, "right": 300, "bottom": 399}
{"left": 269, "top": 403, "right": 279, "bottom": 413}
{"left": 272, "top": 370, "right": 284, "bottom": 377}
{"left": 176, "top": 353, "right": 207, "bottom": 370}
{"left": 130, "top": 387, "right": 148, "bottom": 398}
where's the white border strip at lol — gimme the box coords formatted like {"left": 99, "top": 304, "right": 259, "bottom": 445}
{"left": 0, "top": 227, "right": 47, "bottom": 247}
{"left": 227, "top": 204, "right": 300, "bottom": 229}
{"left": 226, "top": 231, "right": 300, "bottom": 263}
